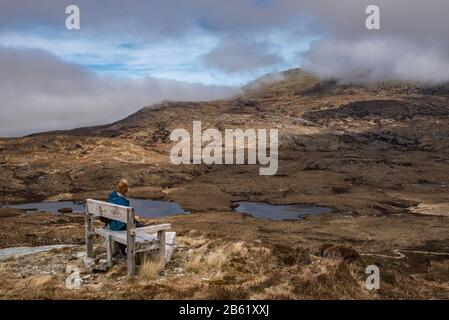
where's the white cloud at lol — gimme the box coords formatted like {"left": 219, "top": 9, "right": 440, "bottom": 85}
{"left": 0, "top": 30, "right": 224, "bottom": 81}
{"left": 303, "top": 37, "right": 449, "bottom": 84}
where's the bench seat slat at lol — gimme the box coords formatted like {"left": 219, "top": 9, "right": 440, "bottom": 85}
{"left": 95, "top": 228, "right": 176, "bottom": 258}
{"left": 95, "top": 227, "right": 160, "bottom": 244}
{"left": 135, "top": 223, "right": 171, "bottom": 234}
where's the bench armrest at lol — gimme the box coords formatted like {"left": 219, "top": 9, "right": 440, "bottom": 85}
{"left": 135, "top": 223, "right": 171, "bottom": 234}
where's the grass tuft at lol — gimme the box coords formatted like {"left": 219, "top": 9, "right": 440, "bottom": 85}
{"left": 139, "top": 256, "right": 163, "bottom": 280}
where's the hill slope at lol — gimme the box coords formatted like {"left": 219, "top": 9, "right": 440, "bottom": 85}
{"left": 1, "top": 68, "right": 448, "bottom": 213}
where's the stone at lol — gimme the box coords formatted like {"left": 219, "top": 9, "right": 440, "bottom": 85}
{"left": 92, "top": 259, "right": 109, "bottom": 273}
{"left": 84, "top": 257, "right": 94, "bottom": 268}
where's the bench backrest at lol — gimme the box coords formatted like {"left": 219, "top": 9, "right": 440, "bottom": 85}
{"left": 85, "top": 199, "right": 134, "bottom": 224}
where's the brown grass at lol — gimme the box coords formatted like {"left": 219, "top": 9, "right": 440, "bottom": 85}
{"left": 1, "top": 234, "right": 448, "bottom": 300}
{"left": 139, "top": 256, "right": 163, "bottom": 280}
{"left": 184, "top": 239, "right": 254, "bottom": 277}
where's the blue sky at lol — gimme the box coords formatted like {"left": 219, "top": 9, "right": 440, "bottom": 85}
{"left": 0, "top": 26, "right": 315, "bottom": 86}
{"left": 0, "top": 1, "right": 327, "bottom": 86}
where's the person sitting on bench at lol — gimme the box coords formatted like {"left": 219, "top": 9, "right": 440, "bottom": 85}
{"left": 106, "top": 178, "right": 146, "bottom": 230}
{"left": 103, "top": 178, "right": 146, "bottom": 255}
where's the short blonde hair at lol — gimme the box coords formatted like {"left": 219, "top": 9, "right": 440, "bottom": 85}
{"left": 116, "top": 178, "right": 129, "bottom": 195}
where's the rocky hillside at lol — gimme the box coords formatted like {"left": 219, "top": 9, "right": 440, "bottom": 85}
{"left": 1, "top": 68, "right": 449, "bottom": 218}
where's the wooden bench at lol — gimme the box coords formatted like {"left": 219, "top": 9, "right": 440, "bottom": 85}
{"left": 84, "top": 199, "right": 172, "bottom": 278}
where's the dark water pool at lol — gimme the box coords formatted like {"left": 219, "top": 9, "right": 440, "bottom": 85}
{"left": 3, "top": 198, "right": 189, "bottom": 218}
{"left": 234, "top": 202, "right": 332, "bottom": 221}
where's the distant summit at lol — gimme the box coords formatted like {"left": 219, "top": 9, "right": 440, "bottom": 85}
{"left": 242, "top": 68, "right": 318, "bottom": 93}
{"left": 243, "top": 68, "right": 449, "bottom": 98}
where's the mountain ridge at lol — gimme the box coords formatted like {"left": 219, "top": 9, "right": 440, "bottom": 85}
{"left": 25, "top": 67, "right": 449, "bottom": 139}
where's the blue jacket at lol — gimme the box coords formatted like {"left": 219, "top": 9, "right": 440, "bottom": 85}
{"left": 107, "top": 191, "right": 129, "bottom": 231}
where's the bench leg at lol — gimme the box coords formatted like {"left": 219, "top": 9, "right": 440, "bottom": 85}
{"left": 85, "top": 213, "right": 94, "bottom": 259}
{"left": 105, "top": 236, "right": 113, "bottom": 268}
{"left": 158, "top": 230, "right": 166, "bottom": 270}
{"left": 111, "top": 241, "right": 120, "bottom": 255}
{"left": 126, "top": 210, "right": 137, "bottom": 279}
{"left": 126, "top": 233, "right": 136, "bottom": 278}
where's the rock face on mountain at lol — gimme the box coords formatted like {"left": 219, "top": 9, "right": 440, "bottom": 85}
{"left": 1, "top": 68, "right": 448, "bottom": 218}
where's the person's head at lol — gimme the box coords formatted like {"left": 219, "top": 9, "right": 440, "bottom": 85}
{"left": 116, "top": 178, "right": 129, "bottom": 196}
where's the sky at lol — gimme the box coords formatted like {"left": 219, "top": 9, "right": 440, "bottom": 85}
{"left": 1, "top": 1, "right": 449, "bottom": 136}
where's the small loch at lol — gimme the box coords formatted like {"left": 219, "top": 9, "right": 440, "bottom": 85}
{"left": 3, "top": 198, "right": 189, "bottom": 218}
{"left": 234, "top": 202, "right": 332, "bottom": 221}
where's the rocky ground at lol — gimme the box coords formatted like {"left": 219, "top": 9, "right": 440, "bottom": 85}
{"left": 0, "top": 207, "right": 448, "bottom": 299}
{"left": 0, "top": 69, "right": 449, "bottom": 299}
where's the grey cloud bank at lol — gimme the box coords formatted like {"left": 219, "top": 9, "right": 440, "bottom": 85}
{"left": 303, "top": 37, "right": 449, "bottom": 84}
{"left": 301, "top": 0, "right": 449, "bottom": 83}
{"left": 0, "top": 47, "right": 240, "bottom": 137}
{"left": 202, "top": 36, "right": 284, "bottom": 74}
